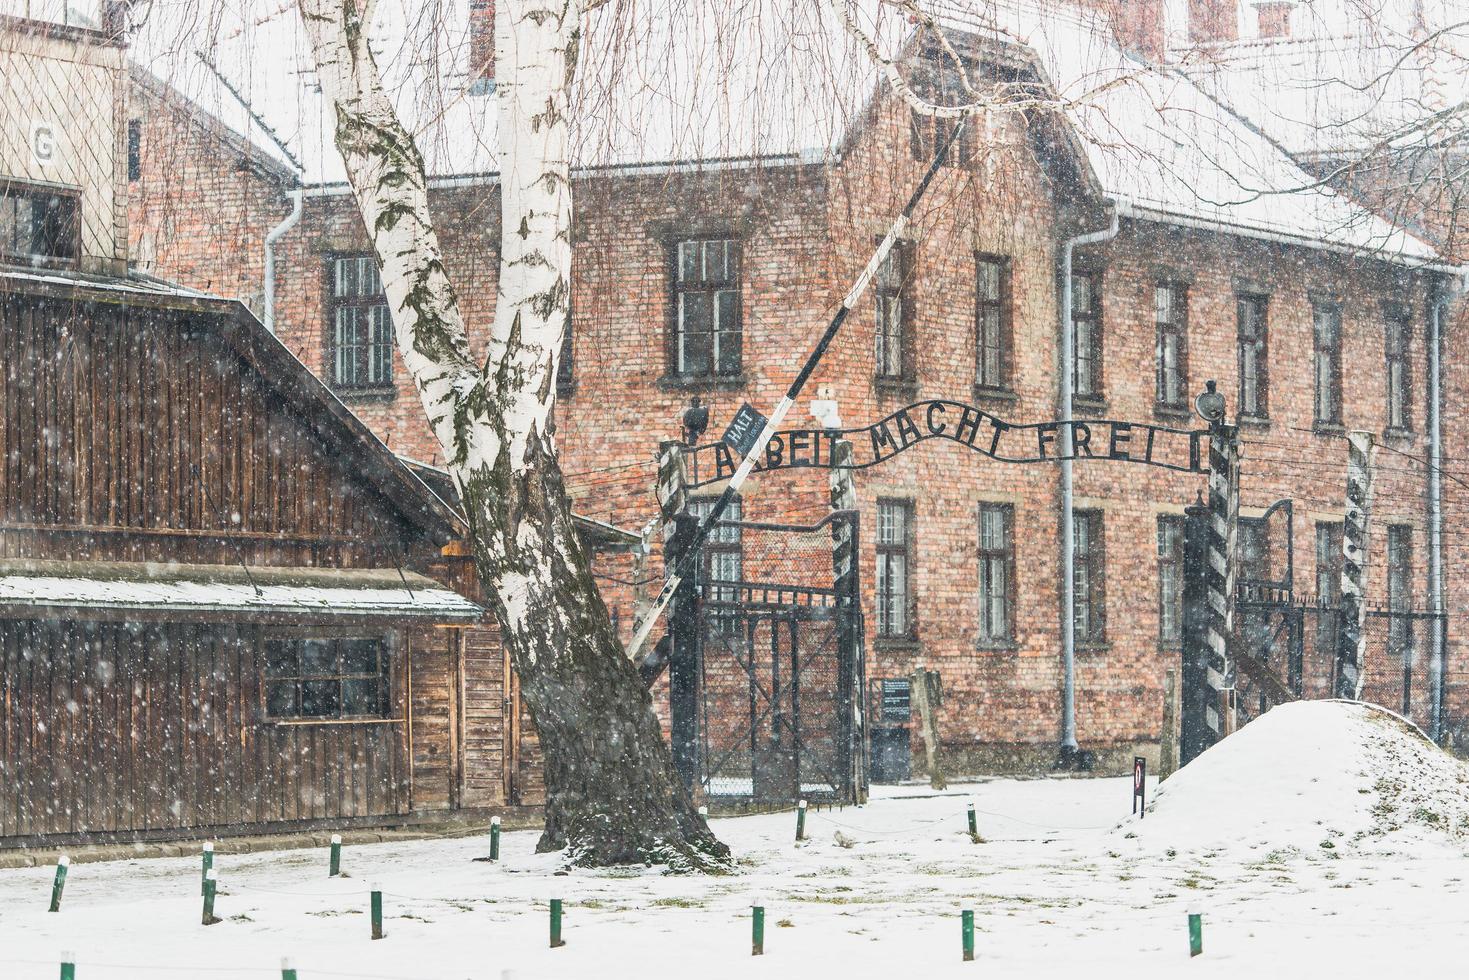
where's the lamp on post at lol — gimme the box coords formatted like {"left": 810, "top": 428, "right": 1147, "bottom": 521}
{"left": 1195, "top": 379, "right": 1227, "bottom": 429}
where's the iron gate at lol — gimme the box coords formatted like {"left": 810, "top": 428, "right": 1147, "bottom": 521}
{"left": 679, "top": 512, "right": 864, "bottom": 805}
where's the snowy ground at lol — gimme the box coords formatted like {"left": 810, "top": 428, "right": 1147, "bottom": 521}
{"left": 3, "top": 707, "right": 1467, "bottom": 979}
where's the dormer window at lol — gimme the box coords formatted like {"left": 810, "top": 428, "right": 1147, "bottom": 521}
{"left": 0, "top": 182, "right": 79, "bottom": 267}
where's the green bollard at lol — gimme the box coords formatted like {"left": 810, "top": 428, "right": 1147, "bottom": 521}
{"left": 751, "top": 904, "right": 765, "bottom": 956}
{"left": 961, "top": 909, "right": 975, "bottom": 962}
{"left": 371, "top": 890, "right": 384, "bottom": 940}
{"left": 489, "top": 816, "right": 501, "bottom": 862}
{"left": 549, "top": 898, "right": 566, "bottom": 948}
{"left": 966, "top": 803, "right": 978, "bottom": 838}
{"left": 201, "top": 842, "right": 214, "bottom": 896}
{"left": 59, "top": 951, "right": 75, "bottom": 980}
{"left": 795, "top": 800, "right": 807, "bottom": 841}
{"left": 280, "top": 957, "right": 298, "bottom": 980}
{"left": 328, "top": 834, "right": 342, "bottom": 877}
{"left": 49, "top": 856, "right": 69, "bottom": 913}
{"left": 1188, "top": 912, "right": 1203, "bottom": 957}
{"left": 202, "top": 869, "right": 219, "bottom": 925}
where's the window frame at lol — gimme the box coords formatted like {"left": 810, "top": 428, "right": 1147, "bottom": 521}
{"left": 974, "top": 253, "right": 1011, "bottom": 393}
{"left": 1384, "top": 306, "right": 1411, "bottom": 433}
{"left": 907, "top": 55, "right": 978, "bottom": 167}
{"left": 1072, "top": 509, "right": 1106, "bottom": 646}
{"left": 1314, "top": 521, "right": 1343, "bottom": 660}
{"left": 976, "top": 502, "right": 1015, "bottom": 646}
{"left": 1153, "top": 282, "right": 1189, "bottom": 411}
{"left": 875, "top": 498, "right": 915, "bottom": 641}
{"left": 1236, "top": 292, "right": 1269, "bottom": 420}
{"left": 669, "top": 236, "right": 742, "bottom": 381}
{"left": 324, "top": 253, "right": 396, "bottom": 395}
{"left": 1312, "top": 301, "right": 1344, "bottom": 427}
{"left": 1156, "top": 514, "right": 1185, "bottom": 650}
{"left": 1071, "top": 270, "right": 1103, "bottom": 402}
{"left": 0, "top": 179, "right": 81, "bottom": 269}
{"left": 874, "top": 240, "right": 914, "bottom": 383}
{"left": 262, "top": 633, "right": 395, "bottom": 722}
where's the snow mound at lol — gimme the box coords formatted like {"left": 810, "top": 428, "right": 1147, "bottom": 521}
{"left": 1124, "top": 700, "right": 1469, "bottom": 855}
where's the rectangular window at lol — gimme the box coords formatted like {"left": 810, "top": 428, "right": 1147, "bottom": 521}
{"left": 328, "top": 255, "right": 394, "bottom": 391}
{"left": 1385, "top": 309, "right": 1410, "bottom": 431}
{"left": 977, "top": 503, "right": 1014, "bottom": 644}
{"left": 876, "top": 499, "right": 913, "bottom": 638}
{"left": 975, "top": 255, "right": 1009, "bottom": 390}
{"left": 875, "top": 244, "right": 910, "bottom": 381}
{"left": 1073, "top": 510, "right": 1105, "bottom": 644}
{"left": 127, "top": 119, "right": 142, "bottom": 182}
{"left": 908, "top": 62, "right": 977, "bottom": 166}
{"left": 1313, "top": 303, "right": 1343, "bottom": 425}
{"left": 264, "top": 636, "right": 391, "bottom": 720}
{"left": 673, "top": 238, "right": 741, "bottom": 378}
{"left": 0, "top": 183, "right": 79, "bottom": 266}
{"left": 556, "top": 311, "right": 574, "bottom": 393}
{"left": 1154, "top": 283, "right": 1188, "bottom": 408}
{"left": 689, "top": 496, "right": 742, "bottom": 632}
{"left": 1157, "top": 515, "right": 1184, "bottom": 648}
{"left": 1237, "top": 293, "right": 1268, "bottom": 418}
{"left": 1387, "top": 523, "right": 1413, "bottom": 649}
{"left": 1314, "top": 521, "right": 1343, "bottom": 658}
{"left": 1072, "top": 272, "right": 1101, "bottom": 399}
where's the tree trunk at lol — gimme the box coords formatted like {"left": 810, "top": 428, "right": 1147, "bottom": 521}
{"left": 297, "top": 0, "right": 727, "bottom": 870}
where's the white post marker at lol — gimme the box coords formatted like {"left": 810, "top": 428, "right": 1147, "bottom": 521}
{"left": 624, "top": 119, "right": 969, "bottom": 663}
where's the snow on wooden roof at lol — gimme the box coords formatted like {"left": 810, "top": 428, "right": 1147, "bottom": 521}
{"left": 0, "top": 560, "right": 484, "bottom": 620}
{"left": 126, "top": 0, "right": 1446, "bottom": 264}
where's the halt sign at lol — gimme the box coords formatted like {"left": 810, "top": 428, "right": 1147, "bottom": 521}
{"left": 721, "top": 402, "right": 768, "bottom": 457}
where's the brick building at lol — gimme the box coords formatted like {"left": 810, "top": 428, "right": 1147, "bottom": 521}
{"left": 122, "top": 0, "right": 1462, "bottom": 778}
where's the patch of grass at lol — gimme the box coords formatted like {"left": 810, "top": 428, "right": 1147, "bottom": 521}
{"left": 651, "top": 897, "right": 703, "bottom": 908}
{"left": 777, "top": 918, "right": 794, "bottom": 928}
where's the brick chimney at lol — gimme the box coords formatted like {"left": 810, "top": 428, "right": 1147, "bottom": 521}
{"left": 1253, "top": 0, "right": 1293, "bottom": 38}
{"left": 1187, "top": 0, "right": 1239, "bottom": 44}
{"left": 1112, "top": 0, "right": 1166, "bottom": 62}
{"left": 468, "top": 0, "right": 494, "bottom": 88}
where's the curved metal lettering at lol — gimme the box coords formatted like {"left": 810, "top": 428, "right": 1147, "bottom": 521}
{"left": 685, "top": 399, "right": 1207, "bottom": 489}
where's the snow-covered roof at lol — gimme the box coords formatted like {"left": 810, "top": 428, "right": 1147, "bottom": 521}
{"left": 126, "top": 0, "right": 1446, "bottom": 264}
{"left": 1178, "top": 28, "right": 1469, "bottom": 162}
{"left": 0, "top": 561, "right": 484, "bottom": 620}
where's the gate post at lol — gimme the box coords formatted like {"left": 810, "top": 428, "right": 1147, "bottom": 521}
{"left": 1335, "top": 431, "right": 1375, "bottom": 700}
{"left": 1180, "top": 496, "right": 1212, "bottom": 766}
{"left": 1202, "top": 403, "right": 1241, "bottom": 748}
{"left": 829, "top": 438, "right": 866, "bottom": 803}
{"left": 657, "top": 441, "right": 701, "bottom": 791}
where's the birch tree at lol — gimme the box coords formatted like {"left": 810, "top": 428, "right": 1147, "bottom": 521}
{"left": 295, "top": 0, "right": 727, "bottom": 870}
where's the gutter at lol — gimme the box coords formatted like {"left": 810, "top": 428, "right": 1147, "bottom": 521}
{"left": 1428, "top": 271, "right": 1466, "bottom": 741}
{"left": 263, "top": 186, "right": 303, "bottom": 334}
{"left": 1058, "top": 204, "right": 1119, "bottom": 759}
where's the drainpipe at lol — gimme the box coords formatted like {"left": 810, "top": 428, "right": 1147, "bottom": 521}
{"left": 263, "top": 186, "right": 303, "bottom": 333}
{"left": 1428, "top": 277, "right": 1450, "bottom": 742}
{"left": 1058, "top": 205, "right": 1119, "bottom": 760}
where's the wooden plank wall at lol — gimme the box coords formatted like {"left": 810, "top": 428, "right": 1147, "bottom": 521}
{"left": 0, "top": 293, "right": 413, "bottom": 566}
{"left": 0, "top": 618, "right": 410, "bottom": 840}
{"left": 460, "top": 624, "right": 508, "bottom": 807}
{"left": 408, "top": 626, "right": 456, "bottom": 811}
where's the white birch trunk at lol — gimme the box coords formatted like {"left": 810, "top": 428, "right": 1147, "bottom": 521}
{"left": 297, "top": 0, "right": 726, "bottom": 870}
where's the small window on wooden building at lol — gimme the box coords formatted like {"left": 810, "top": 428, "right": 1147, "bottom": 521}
{"left": 265, "top": 637, "right": 391, "bottom": 720}
{"left": 328, "top": 255, "right": 395, "bottom": 393}
{"left": 876, "top": 499, "right": 914, "bottom": 639}
{"left": 975, "top": 255, "right": 1010, "bottom": 391}
{"left": 1237, "top": 293, "right": 1268, "bottom": 419}
{"left": 0, "top": 183, "right": 79, "bottom": 266}
{"left": 1385, "top": 308, "right": 1411, "bottom": 432}
{"left": 1154, "top": 283, "right": 1188, "bottom": 409}
{"left": 672, "top": 238, "right": 741, "bottom": 379}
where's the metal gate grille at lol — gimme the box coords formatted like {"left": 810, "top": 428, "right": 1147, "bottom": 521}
{"left": 694, "top": 513, "right": 861, "bottom": 804}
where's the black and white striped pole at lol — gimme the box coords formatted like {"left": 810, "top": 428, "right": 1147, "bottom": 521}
{"left": 1335, "top": 431, "right": 1375, "bottom": 700}
{"left": 624, "top": 120, "right": 968, "bottom": 663}
{"left": 1195, "top": 382, "right": 1239, "bottom": 743}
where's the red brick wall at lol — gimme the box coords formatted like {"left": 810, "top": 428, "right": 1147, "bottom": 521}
{"left": 130, "top": 71, "right": 1453, "bottom": 777}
